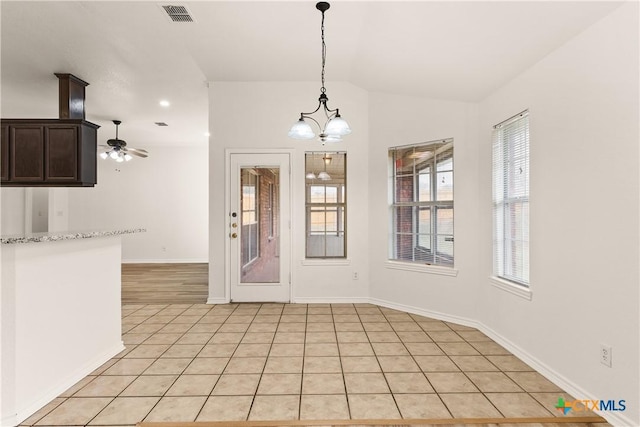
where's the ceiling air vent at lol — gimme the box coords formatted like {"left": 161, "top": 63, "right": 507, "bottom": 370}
{"left": 161, "top": 5, "right": 194, "bottom": 23}
{"left": 155, "top": 122, "right": 168, "bottom": 127}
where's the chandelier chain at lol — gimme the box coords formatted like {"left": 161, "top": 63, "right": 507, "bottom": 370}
{"left": 320, "top": 10, "right": 326, "bottom": 94}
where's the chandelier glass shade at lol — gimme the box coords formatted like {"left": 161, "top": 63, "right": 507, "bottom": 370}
{"left": 288, "top": 2, "right": 351, "bottom": 145}
{"left": 101, "top": 150, "right": 132, "bottom": 162}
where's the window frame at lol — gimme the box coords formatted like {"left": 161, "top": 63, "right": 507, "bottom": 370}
{"left": 241, "top": 169, "right": 259, "bottom": 267}
{"left": 388, "top": 139, "right": 454, "bottom": 268}
{"left": 305, "top": 152, "right": 347, "bottom": 259}
{"left": 492, "top": 110, "right": 530, "bottom": 288}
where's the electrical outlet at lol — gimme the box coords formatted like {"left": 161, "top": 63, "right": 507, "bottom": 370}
{"left": 600, "top": 344, "right": 612, "bottom": 367}
{"left": 352, "top": 272, "right": 359, "bottom": 280}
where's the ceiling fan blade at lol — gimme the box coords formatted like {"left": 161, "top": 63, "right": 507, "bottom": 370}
{"left": 124, "top": 149, "right": 148, "bottom": 158}
{"left": 127, "top": 147, "right": 149, "bottom": 154}
{"left": 98, "top": 144, "right": 110, "bottom": 148}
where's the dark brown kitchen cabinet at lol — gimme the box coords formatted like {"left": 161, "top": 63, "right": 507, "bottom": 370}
{"left": 11, "top": 125, "right": 44, "bottom": 181}
{"left": 1, "top": 125, "right": 8, "bottom": 181}
{"left": 0, "top": 119, "right": 99, "bottom": 187}
{"left": 46, "top": 125, "right": 78, "bottom": 181}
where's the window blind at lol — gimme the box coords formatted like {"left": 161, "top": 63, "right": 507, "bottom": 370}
{"left": 492, "top": 111, "right": 529, "bottom": 286}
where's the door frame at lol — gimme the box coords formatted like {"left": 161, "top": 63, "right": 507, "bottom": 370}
{"left": 224, "top": 148, "right": 294, "bottom": 303}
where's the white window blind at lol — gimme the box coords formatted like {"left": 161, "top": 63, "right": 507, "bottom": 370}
{"left": 492, "top": 111, "right": 529, "bottom": 286}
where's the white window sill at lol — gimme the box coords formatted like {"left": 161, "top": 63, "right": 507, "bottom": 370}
{"left": 301, "top": 259, "right": 351, "bottom": 266}
{"left": 490, "top": 276, "right": 532, "bottom": 300}
{"left": 385, "top": 261, "right": 458, "bottom": 277}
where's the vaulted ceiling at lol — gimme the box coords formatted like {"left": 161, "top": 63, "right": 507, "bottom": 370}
{"left": 1, "top": 1, "right": 622, "bottom": 148}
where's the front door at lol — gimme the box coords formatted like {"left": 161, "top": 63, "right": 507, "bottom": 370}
{"left": 229, "top": 153, "right": 291, "bottom": 302}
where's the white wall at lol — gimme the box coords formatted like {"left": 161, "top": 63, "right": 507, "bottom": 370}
{"left": 68, "top": 146, "right": 208, "bottom": 262}
{"left": 209, "top": 81, "right": 369, "bottom": 302}
{"left": 478, "top": 3, "right": 638, "bottom": 425}
{"left": 48, "top": 188, "right": 69, "bottom": 232}
{"left": 30, "top": 188, "right": 48, "bottom": 233}
{"left": 2, "top": 236, "right": 123, "bottom": 426}
{"left": 367, "top": 92, "right": 481, "bottom": 321}
{"left": 0, "top": 189, "right": 25, "bottom": 235}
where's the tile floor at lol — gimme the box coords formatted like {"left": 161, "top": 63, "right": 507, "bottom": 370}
{"left": 21, "top": 303, "right": 599, "bottom": 426}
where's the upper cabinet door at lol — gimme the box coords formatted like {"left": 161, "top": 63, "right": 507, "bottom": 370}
{"left": 10, "top": 126, "right": 44, "bottom": 181}
{"left": 45, "top": 126, "right": 78, "bottom": 181}
{"left": 1, "top": 125, "right": 8, "bottom": 181}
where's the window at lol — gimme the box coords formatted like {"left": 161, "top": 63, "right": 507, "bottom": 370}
{"left": 305, "top": 152, "right": 346, "bottom": 258}
{"left": 492, "top": 111, "right": 529, "bottom": 286}
{"left": 267, "top": 182, "right": 276, "bottom": 238}
{"left": 389, "top": 139, "right": 454, "bottom": 267}
{"left": 241, "top": 169, "right": 259, "bottom": 266}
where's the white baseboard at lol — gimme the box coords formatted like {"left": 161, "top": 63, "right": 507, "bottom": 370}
{"left": 370, "top": 297, "right": 481, "bottom": 329}
{"left": 293, "top": 296, "right": 371, "bottom": 304}
{"left": 479, "top": 324, "right": 635, "bottom": 427}
{"left": 12, "top": 341, "right": 125, "bottom": 427}
{"left": 369, "top": 297, "right": 635, "bottom": 427}
{"left": 122, "top": 259, "right": 208, "bottom": 264}
{"left": 207, "top": 297, "right": 229, "bottom": 304}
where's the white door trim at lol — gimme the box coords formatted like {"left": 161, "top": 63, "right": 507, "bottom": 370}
{"left": 224, "top": 148, "right": 294, "bottom": 303}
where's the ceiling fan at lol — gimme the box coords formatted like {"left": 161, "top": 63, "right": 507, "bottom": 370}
{"left": 99, "top": 120, "right": 148, "bottom": 162}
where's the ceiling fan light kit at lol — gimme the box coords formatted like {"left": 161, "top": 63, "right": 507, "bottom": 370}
{"left": 100, "top": 120, "right": 149, "bottom": 162}
{"left": 288, "top": 1, "right": 351, "bottom": 145}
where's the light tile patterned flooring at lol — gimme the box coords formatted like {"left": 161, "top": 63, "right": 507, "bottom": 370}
{"left": 21, "top": 303, "right": 599, "bottom": 426}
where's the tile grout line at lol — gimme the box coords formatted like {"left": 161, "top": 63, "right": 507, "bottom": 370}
{"left": 379, "top": 307, "right": 418, "bottom": 420}
{"left": 297, "top": 303, "right": 308, "bottom": 421}
{"left": 26, "top": 302, "right": 571, "bottom": 425}
{"left": 157, "top": 302, "right": 223, "bottom": 423}
{"left": 83, "top": 302, "right": 182, "bottom": 426}
{"left": 244, "top": 303, "right": 284, "bottom": 421}
{"left": 332, "top": 303, "right": 352, "bottom": 420}
{"left": 414, "top": 314, "right": 472, "bottom": 418}
{"left": 123, "top": 303, "right": 196, "bottom": 424}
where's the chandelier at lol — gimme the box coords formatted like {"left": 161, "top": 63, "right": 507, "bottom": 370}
{"left": 288, "top": 2, "right": 351, "bottom": 145}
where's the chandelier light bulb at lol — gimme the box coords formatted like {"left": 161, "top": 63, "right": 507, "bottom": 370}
{"left": 109, "top": 151, "right": 119, "bottom": 160}
{"left": 100, "top": 152, "right": 109, "bottom": 160}
{"left": 124, "top": 153, "right": 133, "bottom": 162}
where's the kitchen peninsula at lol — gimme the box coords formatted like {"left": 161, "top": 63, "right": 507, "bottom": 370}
{"left": 0, "top": 229, "right": 143, "bottom": 426}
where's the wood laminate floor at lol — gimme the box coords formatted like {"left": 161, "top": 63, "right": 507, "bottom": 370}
{"left": 121, "top": 263, "right": 208, "bottom": 304}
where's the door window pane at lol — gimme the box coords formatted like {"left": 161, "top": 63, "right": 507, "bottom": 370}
{"left": 241, "top": 168, "right": 280, "bottom": 283}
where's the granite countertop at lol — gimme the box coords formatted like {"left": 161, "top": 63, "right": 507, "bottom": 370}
{"left": 1, "top": 228, "right": 145, "bottom": 244}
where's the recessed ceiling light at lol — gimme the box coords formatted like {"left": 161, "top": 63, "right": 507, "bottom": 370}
{"left": 159, "top": 100, "right": 170, "bottom": 107}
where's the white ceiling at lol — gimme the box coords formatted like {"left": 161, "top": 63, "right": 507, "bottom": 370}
{"left": 1, "top": 1, "right": 623, "bottom": 148}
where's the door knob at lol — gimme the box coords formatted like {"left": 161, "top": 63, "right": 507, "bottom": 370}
{"left": 230, "top": 233, "right": 238, "bottom": 239}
